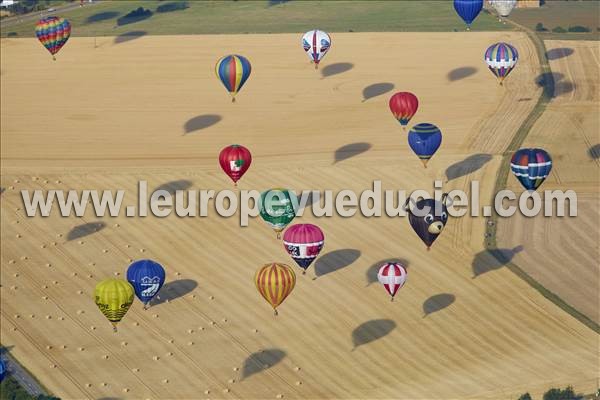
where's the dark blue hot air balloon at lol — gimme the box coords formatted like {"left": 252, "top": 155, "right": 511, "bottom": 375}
{"left": 510, "top": 148, "right": 552, "bottom": 191}
{"left": 454, "top": 0, "right": 483, "bottom": 29}
{"left": 408, "top": 123, "right": 442, "bottom": 168}
{"left": 0, "top": 358, "right": 6, "bottom": 382}
{"left": 126, "top": 259, "right": 166, "bottom": 309}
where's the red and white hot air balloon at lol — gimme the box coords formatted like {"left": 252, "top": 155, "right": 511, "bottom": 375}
{"left": 219, "top": 144, "right": 252, "bottom": 186}
{"left": 282, "top": 224, "right": 324, "bottom": 274}
{"left": 377, "top": 262, "right": 407, "bottom": 301}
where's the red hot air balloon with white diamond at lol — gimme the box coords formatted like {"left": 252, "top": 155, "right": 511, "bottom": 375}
{"left": 282, "top": 224, "right": 324, "bottom": 274}
{"left": 219, "top": 144, "right": 252, "bottom": 186}
{"left": 377, "top": 262, "right": 407, "bottom": 301}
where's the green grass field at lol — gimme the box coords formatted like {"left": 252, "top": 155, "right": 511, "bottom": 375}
{"left": 1, "top": 0, "right": 513, "bottom": 37}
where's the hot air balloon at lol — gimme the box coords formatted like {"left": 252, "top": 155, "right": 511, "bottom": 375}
{"left": 0, "top": 359, "right": 6, "bottom": 382}
{"left": 126, "top": 259, "right": 166, "bottom": 310}
{"left": 282, "top": 224, "right": 324, "bottom": 274}
{"left": 510, "top": 148, "right": 552, "bottom": 191}
{"left": 408, "top": 123, "right": 442, "bottom": 167}
{"left": 454, "top": 0, "right": 483, "bottom": 30}
{"left": 219, "top": 144, "right": 252, "bottom": 186}
{"left": 404, "top": 194, "right": 449, "bottom": 250}
{"left": 259, "top": 189, "right": 297, "bottom": 239}
{"left": 215, "top": 55, "right": 251, "bottom": 102}
{"left": 254, "top": 263, "right": 296, "bottom": 315}
{"left": 302, "top": 29, "right": 331, "bottom": 69}
{"left": 485, "top": 42, "right": 518, "bottom": 85}
{"left": 35, "top": 16, "right": 71, "bottom": 60}
{"left": 94, "top": 279, "right": 134, "bottom": 332}
{"left": 377, "top": 262, "right": 407, "bottom": 301}
{"left": 389, "top": 92, "right": 419, "bottom": 129}
{"left": 492, "top": 0, "right": 516, "bottom": 17}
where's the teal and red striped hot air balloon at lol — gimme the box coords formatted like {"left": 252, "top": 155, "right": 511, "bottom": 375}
{"left": 283, "top": 224, "right": 325, "bottom": 274}
{"left": 215, "top": 55, "right": 252, "bottom": 102}
{"left": 35, "top": 16, "right": 71, "bottom": 60}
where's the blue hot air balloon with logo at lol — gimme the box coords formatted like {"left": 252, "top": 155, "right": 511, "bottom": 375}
{"left": 454, "top": 0, "right": 483, "bottom": 30}
{"left": 126, "top": 259, "right": 166, "bottom": 309}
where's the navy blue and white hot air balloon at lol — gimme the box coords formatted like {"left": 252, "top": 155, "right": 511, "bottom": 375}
{"left": 126, "top": 259, "right": 166, "bottom": 309}
{"left": 454, "top": 0, "right": 484, "bottom": 30}
{"left": 408, "top": 123, "right": 442, "bottom": 168}
{"left": 510, "top": 148, "right": 553, "bottom": 191}
{"left": 0, "top": 358, "right": 6, "bottom": 382}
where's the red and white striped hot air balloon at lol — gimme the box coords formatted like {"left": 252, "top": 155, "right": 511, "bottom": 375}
{"left": 377, "top": 262, "right": 407, "bottom": 301}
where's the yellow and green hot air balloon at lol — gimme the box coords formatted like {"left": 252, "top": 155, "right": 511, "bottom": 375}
{"left": 94, "top": 279, "right": 134, "bottom": 332}
{"left": 254, "top": 263, "right": 296, "bottom": 316}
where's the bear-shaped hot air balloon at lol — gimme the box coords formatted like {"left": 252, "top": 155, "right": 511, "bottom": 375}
{"left": 377, "top": 262, "right": 408, "bottom": 301}
{"left": 282, "top": 224, "right": 324, "bottom": 274}
{"left": 404, "top": 194, "right": 449, "bottom": 250}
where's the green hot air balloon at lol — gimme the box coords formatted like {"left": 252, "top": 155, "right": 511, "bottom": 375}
{"left": 259, "top": 188, "right": 297, "bottom": 239}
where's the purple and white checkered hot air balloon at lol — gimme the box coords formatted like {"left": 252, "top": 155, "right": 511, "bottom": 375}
{"left": 484, "top": 42, "right": 518, "bottom": 85}
{"left": 302, "top": 29, "right": 331, "bottom": 69}
{"left": 283, "top": 224, "right": 324, "bottom": 274}
{"left": 377, "top": 262, "right": 407, "bottom": 301}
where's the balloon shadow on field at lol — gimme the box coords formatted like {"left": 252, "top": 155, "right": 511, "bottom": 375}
{"left": 67, "top": 222, "right": 106, "bottom": 241}
{"left": 545, "top": 48, "right": 574, "bottom": 61}
{"left": 471, "top": 246, "right": 524, "bottom": 278}
{"left": 114, "top": 31, "right": 147, "bottom": 44}
{"left": 85, "top": 11, "right": 120, "bottom": 24}
{"left": 362, "top": 82, "right": 394, "bottom": 102}
{"left": 351, "top": 319, "right": 396, "bottom": 351}
{"left": 150, "top": 279, "right": 198, "bottom": 306}
{"left": 314, "top": 249, "right": 360, "bottom": 279}
{"left": 365, "top": 258, "right": 410, "bottom": 286}
{"left": 535, "top": 72, "right": 574, "bottom": 98}
{"left": 241, "top": 349, "right": 286, "bottom": 380}
{"left": 423, "top": 294, "right": 455, "bottom": 317}
{"left": 334, "top": 142, "right": 371, "bottom": 164}
{"left": 155, "top": 180, "right": 193, "bottom": 196}
{"left": 447, "top": 66, "right": 477, "bottom": 81}
{"left": 445, "top": 154, "right": 492, "bottom": 181}
{"left": 321, "top": 62, "right": 354, "bottom": 78}
{"left": 554, "top": 81, "right": 575, "bottom": 97}
{"left": 183, "top": 114, "right": 222, "bottom": 134}
{"left": 588, "top": 144, "right": 600, "bottom": 160}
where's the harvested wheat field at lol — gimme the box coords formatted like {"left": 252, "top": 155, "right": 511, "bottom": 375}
{"left": 497, "top": 40, "right": 600, "bottom": 325}
{"left": 1, "top": 33, "right": 598, "bottom": 399}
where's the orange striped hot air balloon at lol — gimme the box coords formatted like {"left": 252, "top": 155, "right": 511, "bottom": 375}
{"left": 254, "top": 263, "right": 296, "bottom": 316}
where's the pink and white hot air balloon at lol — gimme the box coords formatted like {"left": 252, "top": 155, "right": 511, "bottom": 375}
{"left": 283, "top": 224, "right": 324, "bottom": 274}
{"left": 377, "top": 262, "right": 407, "bottom": 301}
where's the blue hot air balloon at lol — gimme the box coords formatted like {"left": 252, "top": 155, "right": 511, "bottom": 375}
{"left": 0, "top": 358, "right": 6, "bottom": 382}
{"left": 408, "top": 123, "right": 442, "bottom": 168}
{"left": 126, "top": 259, "right": 166, "bottom": 309}
{"left": 454, "top": 0, "right": 484, "bottom": 29}
{"left": 510, "top": 148, "right": 552, "bottom": 191}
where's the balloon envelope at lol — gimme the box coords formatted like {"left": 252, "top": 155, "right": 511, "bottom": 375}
{"left": 35, "top": 17, "right": 71, "bottom": 59}
{"left": 302, "top": 29, "right": 331, "bottom": 67}
{"left": 454, "top": 0, "right": 483, "bottom": 27}
{"left": 126, "top": 259, "right": 166, "bottom": 307}
{"left": 493, "top": 0, "right": 516, "bottom": 16}
{"left": 94, "top": 279, "right": 134, "bottom": 331}
{"left": 254, "top": 263, "right": 296, "bottom": 315}
{"left": 219, "top": 144, "right": 252, "bottom": 185}
{"left": 389, "top": 92, "right": 419, "bottom": 127}
{"left": 0, "top": 359, "right": 5, "bottom": 382}
{"left": 377, "top": 262, "right": 407, "bottom": 300}
{"left": 215, "top": 55, "right": 252, "bottom": 101}
{"left": 485, "top": 42, "right": 518, "bottom": 84}
{"left": 406, "top": 198, "right": 449, "bottom": 248}
{"left": 259, "top": 189, "right": 297, "bottom": 238}
{"left": 407, "top": 123, "right": 442, "bottom": 167}
{"left": 510, "top": 148, "right": 552, "bottom": 191}
{"left": 282, "top": 224, "right": 325, "bottom": 273}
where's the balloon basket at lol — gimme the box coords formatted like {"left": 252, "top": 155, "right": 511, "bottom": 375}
{"left": 231, "top": 97, "right": 236, "bottom": 103}
{"left": 52, "top": 55, "right": 56, "bottom": 61}
{"left": 391, "top": 297, "right": 394, "bottom": 302}
{"left": 112, "top": 323, "right": 118, "bottom": 333}
{"left": 426, "top": 247, "right": 431, "bottom": 252}
{"left": 274, "top": 309, "right": 278, "bottom": 316}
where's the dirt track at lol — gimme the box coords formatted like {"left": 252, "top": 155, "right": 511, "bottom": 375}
{"left": 1, "top": 33, "right": 598, "bottom": 399}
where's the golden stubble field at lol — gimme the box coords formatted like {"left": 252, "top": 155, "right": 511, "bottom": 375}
{"left": 1, "top": 33, "right": 598, "bottom": 399}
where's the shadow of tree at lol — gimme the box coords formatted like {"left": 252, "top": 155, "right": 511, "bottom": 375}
{"left": 314, "top": 249, "right": 360, "bottom": 279}
{"left": 447, "top": 66, "right": 477, "bottom": 81}
{"left": 471, "top": 246, "right": 524, "bottom": 278}
{"left": 241, "top": 349, "right": 286, "bottom": 380}
{"left": 150, "top": 279, "right": 197, "bottom": 306}
{"left": 114, "top": 31, "right": 147, "bottom": 44}
{"left": 321, "top": 62, "right": 354, "bottom": 78}
{"left": 545, "top": 47, "right": 574, "bottom": 61}
{"left": 267, "top": 0, "right": 292, "bottom": 6}
{"left": 334, "top": 142, "right": 371, "bottom": 164}
{"left": 588, "top": 144, "right": 600, "bottom": 160}
{"left": 445, "top": 154, "right": 492, "bottom": 181}
{"left": 155, "top": 180, "right": 193, "bottom": 196}
{"left": 156, "top": 1, "right": 189, "bottom": 13}
{"left": 535, "top": 72, "right": 574, "bottom": 98}
{"left": 67, "top": 222, "right": 106, "bottom": 241}
{"left": 86, "top": 11, "right": 120, "bottom": 23}
{"left": 423, "top": 293, "right": 455, "bottom": 317}
{"left": 351, "top": 319, "right": 396, "bottom": 351}
{"left": 362, "top": 82, "right": 394, "bottom": 102}
{"left": 365, "top": 258, "right": 409, "bottom": 286}
{"left": 183, "top": 114, "right": 222, "bottom": 134}
{"left": 116, "top": 7, "right": 153, "bottom": 26}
